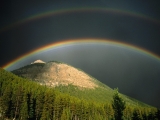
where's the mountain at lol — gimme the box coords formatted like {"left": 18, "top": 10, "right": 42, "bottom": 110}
{"left": 11, "top": 60, "right": 153, "bottom": 108}
{"left": 12, "top": 60, "right": 99, "bottom": 89}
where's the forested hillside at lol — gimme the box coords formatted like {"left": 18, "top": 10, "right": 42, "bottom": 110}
{"left": 0, "top": 68, "right": 159, "bottom": 120}
{"left": 11, "top": 61, "right": 154, "bottom": 108}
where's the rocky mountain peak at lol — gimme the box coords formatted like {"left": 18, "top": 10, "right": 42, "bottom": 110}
{"left": 12, "top": 61, "right": 98, "bottom": 89}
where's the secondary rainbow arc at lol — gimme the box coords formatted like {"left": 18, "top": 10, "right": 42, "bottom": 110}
{"left": 2, "top": 38, "right": 160, "bottom": 70}
{"left": 1, "top": 7, "right": 160, "bottom": 33}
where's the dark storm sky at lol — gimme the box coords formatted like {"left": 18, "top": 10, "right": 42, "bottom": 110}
{"left": 0, "top": 0, "right": 160, "bottom": 108}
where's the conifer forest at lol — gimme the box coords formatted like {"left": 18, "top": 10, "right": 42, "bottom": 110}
{"left": 0, "top": 68, "right": 159, "bottom": 120}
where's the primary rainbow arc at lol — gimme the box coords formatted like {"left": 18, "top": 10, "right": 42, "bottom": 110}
{"left": 3, "top": 38, "right": 160, "bottom": 70}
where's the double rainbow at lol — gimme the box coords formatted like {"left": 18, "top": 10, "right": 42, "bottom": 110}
{"left": 1, "top": 7, "right": 160, "bottom": 70}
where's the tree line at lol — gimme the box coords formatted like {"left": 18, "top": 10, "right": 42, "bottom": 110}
{"left": 0, "top": 68, "right": 159, "bottom": 120}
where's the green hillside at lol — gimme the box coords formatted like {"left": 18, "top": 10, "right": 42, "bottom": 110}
{"left": 0, "top": 68, "right": 159, "bottom": 120}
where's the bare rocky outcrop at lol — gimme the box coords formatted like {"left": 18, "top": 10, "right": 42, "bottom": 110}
{"left": 13, "top": 61, "right": 98, "bottom": 89}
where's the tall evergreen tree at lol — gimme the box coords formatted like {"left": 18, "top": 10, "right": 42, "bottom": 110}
{"left": 155, "top": 108, "right": 160, "bottom": 120}
{"left": 35, "top": 91, "right": 44, "bottom": 120}
{"left": 148, "top": 112, "right": 155, "bottom": 120}
{"left": 0, "top": 84, "right": 13, "bottom": 119}
{"left": 12, "top": 84, "right": 24, "bottom": 119}
{"left": 27, "top": 93, "right": 35, "bottom": 119}
{"left": 20, "top": 99, "right": 28, "bottom": 120}
{"left": 41, "top": 89, "right": 55, "bottom": 120}
{"left": 60, "top": 108, "right": 72, "bottom": 120}
{"left": 112, "top": 88, "right": 126, "bottom": 120}
{"left": 132, "top": 109, "right": 141, "bottom": 120}
{"left": 142, "top": 112, "right": 148, "bottom": 120}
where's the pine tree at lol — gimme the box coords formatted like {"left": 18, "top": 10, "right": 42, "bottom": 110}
{"left": 132, "top": 109, "right": 141, "bottom": 120}
{"left": 60, "top": 108, "right": 72, "bottom": 120}
{"left": 112, "top": 88, "right": 126, "bottom": 120}
{"left": 142, "top": 112, "right": 147, "bottom": 120}
{"left": 0, "top": 84, "right": 13, "bottom": 119}
{"left": 155, "top": 108, "right": 160, "bottom": 120}
{"left": 35, "top": 90, "right": 44, "bottom": 120}
{"left": 41, "top": 89, "right": 55, "bottom": 120}
{"left": 12, "top": 82, "right": 24, "bottom": 119}
{"left": 20, "top": 99, "right": 28, "bottom": 120}
{"left": 148, "top": 112, "right": 155, "bottom": 120}
{"left": 26, "top": 93, "right": 35, "bottom": 119}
